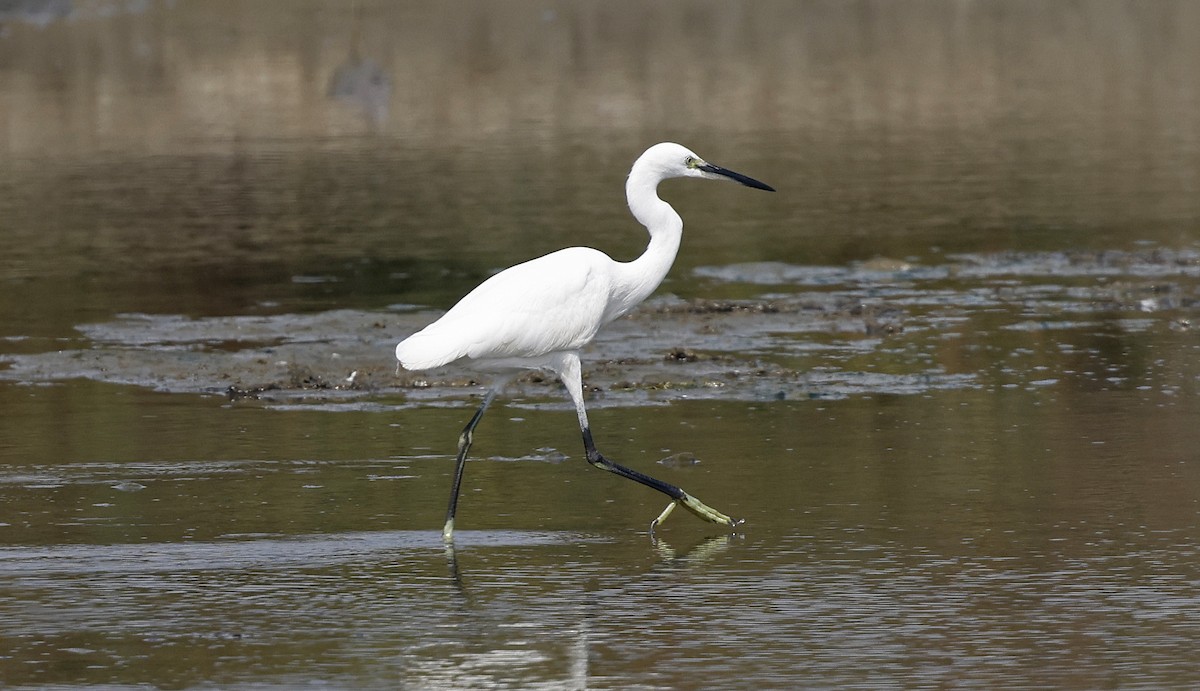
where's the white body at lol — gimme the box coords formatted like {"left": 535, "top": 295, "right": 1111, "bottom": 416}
{"left": 396, "top": 142, "right": 771, "bottom": 537}
{"left": 395, "top": 142, "right": 691, "bottom": 374}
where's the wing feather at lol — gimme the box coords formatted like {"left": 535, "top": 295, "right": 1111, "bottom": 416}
{"left": 395, "top": 248, "right": 614, "bottom": 370}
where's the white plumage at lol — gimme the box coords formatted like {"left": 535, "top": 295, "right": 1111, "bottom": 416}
{"left": 395, "top": 247, "right": 615, "bottom": 371}
{"left": 395, "top": 142, "right": 774, "bottom": 539}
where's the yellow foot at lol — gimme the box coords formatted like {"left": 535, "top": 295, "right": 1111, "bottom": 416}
{"left": 650, "top": 500, "right": 679, "bottom": 531}
{"left": 649, "top": 493, "right": 742, "bottom": 532}
{"left": 442, "top": 518, "right": 455, "bottom": 542}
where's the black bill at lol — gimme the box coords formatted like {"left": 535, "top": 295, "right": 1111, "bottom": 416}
{"left": 700, "top": 163, "right": 775, "bottom": 192}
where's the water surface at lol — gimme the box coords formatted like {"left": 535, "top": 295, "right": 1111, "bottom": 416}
{"left": 2, "top": 1, "right": 1199, "bottom": 688}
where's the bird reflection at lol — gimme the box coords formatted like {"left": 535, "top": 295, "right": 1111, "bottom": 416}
{"left": 650, "top": 533, "right": 737, "bottom": 564}
{"left": 442, "top": 540, "right": 469, "bottom": 602}
{"left": 435, "top": 535, "right": 592, "bottom": 689}
{"left": 437, "top": 531, "right": 744, "bottom": 690}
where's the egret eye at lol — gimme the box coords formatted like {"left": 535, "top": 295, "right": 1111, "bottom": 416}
{"left": 685, "top": 156, "right": 698, "bottom": 169}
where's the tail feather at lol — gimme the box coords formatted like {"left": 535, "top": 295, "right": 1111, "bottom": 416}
{"left": 394, "top": 329, "right": 464, "bottom": 371}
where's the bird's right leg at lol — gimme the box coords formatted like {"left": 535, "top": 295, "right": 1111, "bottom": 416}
{"left": 554, "top": 353, "right": 740, "bottom": 532}
{"left": 580, "top": 427, "right": 738, "bottom": 529}
{"left": 443, "top": 386, "right": 500, "bottom": 541}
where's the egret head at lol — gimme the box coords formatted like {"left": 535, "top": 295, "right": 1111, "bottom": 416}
{"left": 638, "top": 142, "right": 775, "bottom": 192}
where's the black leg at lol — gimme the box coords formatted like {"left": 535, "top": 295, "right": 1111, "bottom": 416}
{"left": 443, "top": 388, "right": 498, "bottom": 540}
{"left": 553, "top": 351, "right": 739, "bottom": 531}
{"left": 580, "top": 427, "right": 738, "bottom": 530}
{"left": 581, "top": 427, "right": 685, "bottom": 501}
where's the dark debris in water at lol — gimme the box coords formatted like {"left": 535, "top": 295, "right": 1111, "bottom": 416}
{"left": 651, "top": 298, "right": 784, "bottom": 314}
{"left": 1, "top": 248, "right": 1196, "bottom": 408}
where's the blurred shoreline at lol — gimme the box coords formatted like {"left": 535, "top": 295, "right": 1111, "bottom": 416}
{"left": 1, "top": 0, "right": 1197, "bottom": 159}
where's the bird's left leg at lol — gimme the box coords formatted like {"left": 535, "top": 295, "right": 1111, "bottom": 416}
{"left": 554, "top": 353, "right": 740, "bottom": 531}
{"left": 443, "top": 384, "right": 503, "bottom": 541}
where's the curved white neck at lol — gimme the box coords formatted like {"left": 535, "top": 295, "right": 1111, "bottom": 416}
{"left": 605, "top": 167, "right": 683, "bottom": 320}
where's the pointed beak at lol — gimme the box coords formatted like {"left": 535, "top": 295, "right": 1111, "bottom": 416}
{"left": 699, "top": 163, "right": 775, "bottom": 192}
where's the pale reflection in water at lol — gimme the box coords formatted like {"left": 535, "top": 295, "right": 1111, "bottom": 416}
{"left": 3, "top": 522, "right": 1196, "bottom": 688}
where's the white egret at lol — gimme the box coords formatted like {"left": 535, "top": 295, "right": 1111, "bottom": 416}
{"left": 396, "top": 142, "right": 774, "bottom": 539}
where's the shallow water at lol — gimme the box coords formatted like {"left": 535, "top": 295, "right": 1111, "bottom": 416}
{"left": 2, "top": 1, "right": 1200, "bottom": 688}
